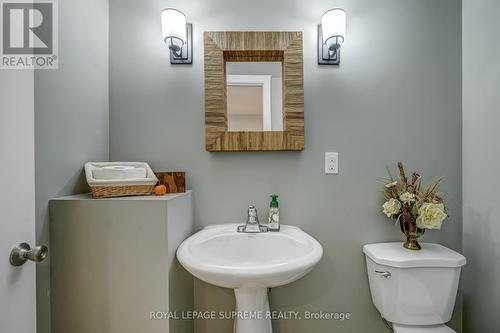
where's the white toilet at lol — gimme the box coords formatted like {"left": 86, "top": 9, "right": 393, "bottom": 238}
{"left": 363, "top": 242, "right": 466, "bottom": 333}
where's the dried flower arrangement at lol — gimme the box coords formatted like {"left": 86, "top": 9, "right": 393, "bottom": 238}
{"left": 382, "top": 162, "right": 448, "bottom": 250}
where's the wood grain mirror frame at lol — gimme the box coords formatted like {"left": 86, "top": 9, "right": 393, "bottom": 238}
{"left": 204, "top": 31, "right": 304, "bottom": 152}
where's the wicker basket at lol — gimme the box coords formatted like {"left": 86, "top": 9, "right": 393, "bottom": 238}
{"left": 85, "top": 162, "right": 158, "bottom": 199}
{"left": 90, "top": 184, "right": 155, "bottom": 198}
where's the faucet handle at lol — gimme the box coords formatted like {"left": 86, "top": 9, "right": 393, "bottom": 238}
{"left": 237, "top": 205, "right": 267, "bottom": 233}
{"left": 247, "top": 205, "right": 259, "bottom": 223}
{"left": 248, "top": 205, "right": 257, "bottom": 216}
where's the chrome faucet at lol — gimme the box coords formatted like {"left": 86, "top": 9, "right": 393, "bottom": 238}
{"left": 237, "top": 205, "right": 268, "bottom": 233}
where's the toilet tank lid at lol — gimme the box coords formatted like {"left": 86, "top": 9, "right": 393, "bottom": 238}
{"left": 363, "top": 243, "right": 466, "bottom": 268}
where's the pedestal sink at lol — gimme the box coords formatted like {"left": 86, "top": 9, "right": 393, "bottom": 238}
{"left": 176, "top": 224, "right": 323, "bottom": 333}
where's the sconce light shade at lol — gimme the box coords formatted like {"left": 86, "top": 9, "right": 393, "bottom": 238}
{"left": 161, "top": 8, "right": 192, "bottom": 64}
{"left": 161, "top": 9, "right": 186, "bottom": 51}
{"left": 318, "top": 8, "right": 346, "bottom": 65}
{"left": 321, "top": 8, "right": 346, "bottom": 48}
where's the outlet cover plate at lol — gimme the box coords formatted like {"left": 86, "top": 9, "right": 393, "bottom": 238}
{"left": 325, "top": 152, "right": 338, "bottom": 174}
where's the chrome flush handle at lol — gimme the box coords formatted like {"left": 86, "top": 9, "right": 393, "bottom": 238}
{"left": 374, "top": 270, "right": 391, "bottom": 278}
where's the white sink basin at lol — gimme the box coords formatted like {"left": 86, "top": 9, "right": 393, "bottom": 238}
{"left": 177, "top": 224, "right": 323, "bottom": 333}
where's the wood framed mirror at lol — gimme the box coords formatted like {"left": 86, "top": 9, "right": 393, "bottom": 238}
{"left": 204, "top": 31, "right": 304, "bottom": 151}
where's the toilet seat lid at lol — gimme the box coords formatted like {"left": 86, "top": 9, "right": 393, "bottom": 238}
{"left": 393, "top": 324, "right": 457, "bottom": 333}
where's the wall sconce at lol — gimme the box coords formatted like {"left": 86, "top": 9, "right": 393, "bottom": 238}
{"left": 318, "top": 8, "right": 346, "bottom": 65}
{"left": 161, "top": 8, "right": 192, "bottom": 64}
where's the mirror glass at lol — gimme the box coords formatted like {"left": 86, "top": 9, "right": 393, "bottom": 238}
{"left": 226, "top": 62, "right": 283, "bottom": 132}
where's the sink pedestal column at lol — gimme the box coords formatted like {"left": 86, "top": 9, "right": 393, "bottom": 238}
{"left": 234, "top": 288, "right": 272, "bottom": 333}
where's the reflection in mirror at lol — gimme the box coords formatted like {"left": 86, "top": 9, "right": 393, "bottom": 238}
{"left": 226, "top": 62, "right": 283, "bottom": 132}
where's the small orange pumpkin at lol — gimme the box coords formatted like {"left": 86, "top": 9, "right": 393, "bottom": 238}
{"left": 154, "top": 184, "right": 167, "bottom": 196}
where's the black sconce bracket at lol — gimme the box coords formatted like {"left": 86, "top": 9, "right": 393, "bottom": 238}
{"left": 317, "top": 25, "right": 341, "bottom": 65}
{"left": 170, "top": 23, "right": 192, "bottom": 64}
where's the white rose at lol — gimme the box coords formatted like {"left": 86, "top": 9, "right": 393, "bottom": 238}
{"left": 416, "top": 203, "right": 447, "bottom": 230}
{"left": 382, "top": 198, "right": 402, "bottom": 218}
{"left": 399, "top": 192, "right": 416, "bottom": 203}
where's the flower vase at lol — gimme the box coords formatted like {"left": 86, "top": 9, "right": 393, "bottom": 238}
{"left": 399, "top": 216, "right": 425, "bottom": 250}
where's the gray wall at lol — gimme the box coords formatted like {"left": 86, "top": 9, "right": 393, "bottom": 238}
{"left": 109, "top": 0, "right": 462, "bottom": 332}
{"left": 34, "top": 0, "right": 109, "bottom": 332}
{"left": 462, "top": 0, "right": 500, "bottom": 331}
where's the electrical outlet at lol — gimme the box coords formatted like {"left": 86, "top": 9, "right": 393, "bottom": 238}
{"left": 325, "top": 152, "right": 338, "bottom": 174}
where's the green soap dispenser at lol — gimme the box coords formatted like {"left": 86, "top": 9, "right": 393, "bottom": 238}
{"left": 268, "top": 195, "right": 280, "bottom": 231}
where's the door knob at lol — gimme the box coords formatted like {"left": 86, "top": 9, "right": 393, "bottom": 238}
{"left": 10, "top": 243, "right": 48, "bottom": 266}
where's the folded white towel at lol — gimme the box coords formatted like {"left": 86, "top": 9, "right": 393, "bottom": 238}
{"left": 85, "top": 162, "right": 158, "bottom": 187}
{"left": 93, "top": 166, "right": 147, "bottom": 180}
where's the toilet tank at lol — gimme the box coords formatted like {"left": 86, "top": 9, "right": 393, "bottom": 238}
{"left": 363, "top": 243, "right": 466, "bottom": 326}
